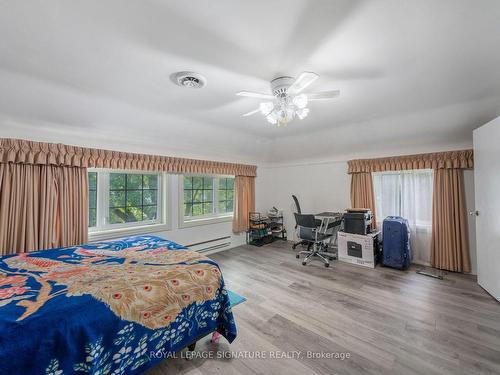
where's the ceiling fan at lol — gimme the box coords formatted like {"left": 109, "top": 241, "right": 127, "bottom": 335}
{"left": 237, "top": 71, "right": 339, "bottom": 127}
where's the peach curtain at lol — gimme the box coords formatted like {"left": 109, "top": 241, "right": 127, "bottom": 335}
{"left": 350, "top": 172, "right": 377, "bottom": 229}
{"left": 0, "top": 138, "right": 257, "bottom": 177}
{"left": 232, "top": 176, "right": 255, "bottom": 233}
{"left": 431, "top": 169, "right": 470, "bottom": 272}
{"left": 347, "top": 150, "right": 473, "bottom": 173}
{"left": 0, "top": 163, "right": 88, "bottom": 255}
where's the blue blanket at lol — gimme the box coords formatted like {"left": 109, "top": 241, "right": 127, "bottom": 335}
{"left": 0, "top": 235, "right": 237, "bottom": 374}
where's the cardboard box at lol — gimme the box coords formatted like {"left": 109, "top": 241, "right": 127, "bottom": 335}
{"left": 338, "top": 231, "right": 380, "bottom": 268}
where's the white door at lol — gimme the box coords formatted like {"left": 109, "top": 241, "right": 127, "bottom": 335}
{"left": 473, "top": 116, "right": 500, "bottom": 301}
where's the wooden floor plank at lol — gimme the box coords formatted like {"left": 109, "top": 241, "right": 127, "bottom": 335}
{"left": 147, "top": 241, "right": 500, "bottom": 375}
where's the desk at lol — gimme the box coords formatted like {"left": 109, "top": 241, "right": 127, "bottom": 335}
{"left": 315, "top": 212, "right": 343, "bottom": 229}
{"left": 314, "top": 212, "right": 343, "bottom": 252}
{"left": 314, "top": 211, "right": 344, "bottom": 220}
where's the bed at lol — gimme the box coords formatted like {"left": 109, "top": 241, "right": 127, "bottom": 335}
{"left": 0, "top": 235, "right": 237, "bottom": 374}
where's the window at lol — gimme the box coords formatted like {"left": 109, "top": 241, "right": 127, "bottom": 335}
{"left": 181, "top": 175, "right": 234, "bottom": 224}
{"left": 183, "top": 176, "right": 213, "bottom": 217}
{"left": 108, "top": 173, "right": 158, "bottom": 224}
{"left": 88, "top": 170, "right": 164, "bottom": 234}
{"left": 88, "top": 172, "right": 97, "bottom": 227}
{"left": 373, "top": 169, "right": 433, "bottom": 265}
{"left": 218, "top": 177, "right": 234, "bottom": 214}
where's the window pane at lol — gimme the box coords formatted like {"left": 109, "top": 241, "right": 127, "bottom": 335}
{"left": 125, "top": 207, "right": 143, "bottom": 222}
{"left": 184, "top": 203, "right": 192, "bottom": 217}
{"left": 109, "top": 208, "right": 126, "bottom": 224}
{"left": 203, "top": 202, "right": 213, "bottom": 215}
{"left": 192, "top": 177, "right": 203, "bottom": 189}
{"left": 203, "top": 177, "right": 213, "bottom": 189}
{"left": 192, "top": 204, "right": 203, "bottom": 216}
{"left": 218, "top": 190, "right": 227, "bottom": 202}
{"left": 183, "top": 190, "right": 192, "bottom": 204}
{"left": 203, "top": 189, "right": 213, "bottom": 202}
{"left": 126, "top": 191, "right": 142, "bottom": 207}
{"left": 143, "top": 175, "right": 158, "bottom": 189}
{"left": 184, "top": 176, "right": 192, "bottom": 189}
{"left": 143, "top": 206, "right": 157, "bottom": 220}
{"left": 110, "top": 173, "right": 125, "bottom": 190}
{"left": 193, "top": 190, "right": 202, "bottom": 203}
{"left": 216, "top": 177, "right": 234, "bottom": 214}
{"left": 109, "top": 191, "right": 125, "bottom": 207}
{"left": 89, "top": 208, "right": 96, "bottom": 227}
{"left": 219, "top": 200, "right": 233, "bottom": 214}
{"left": 219, "top": 178, "right": 227, "bottom": 190}
{"left": 89, "top": 192, "right": 97, "bottom": 209}
{"left": 143, "top": 190, "right": 157, "bottom": 205}
{"left": 88, "top": 172, "right": 98, "bottom": 227}
{"left": 127, "top": 174, "right": 142, "bottom": 189}
{"left": 88, "top": 172, "right": 97, "bottom": 190}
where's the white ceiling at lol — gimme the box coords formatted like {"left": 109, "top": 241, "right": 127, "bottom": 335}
{"left": 0, "top": 0, "right": 499, "bottom": 165}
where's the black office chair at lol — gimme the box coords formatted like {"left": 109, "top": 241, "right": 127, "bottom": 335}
{"left": 292, "top": 195, "right": 301, "bottom": 214}
{"left": 294, "top": 213, "right": 334, "bottom": 267}
{"left": 292, "top": 195, "right": 307, "bottom": 250}
{"left": 291, "top": 195, "right": 321, "bottom": 249}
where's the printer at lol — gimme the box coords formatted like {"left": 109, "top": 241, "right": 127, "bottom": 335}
{"left": 343, "top": 208, "right": 373, "bottom": 235}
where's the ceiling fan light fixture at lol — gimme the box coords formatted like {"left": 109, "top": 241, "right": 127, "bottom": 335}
{"left": 293, "top": 94, "right": 308, "bottom": 109}
{"left": 266, "top": 111, "right": 278, "bottom": 125}
{"left": 237, "top": 71, "right": 338, "bottom": 127}
{"left": 287, "top": 71, "right": 319, "bottom": 94}
{"left": 296, "top": 108, "right": 310, "bottom": 120}
{"left": 259, "top": 102, "right": 274, "bottom": 115}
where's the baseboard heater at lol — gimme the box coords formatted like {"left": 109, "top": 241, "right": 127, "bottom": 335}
{"left": 186, "top": 236, "right": 232, "bottom": 254}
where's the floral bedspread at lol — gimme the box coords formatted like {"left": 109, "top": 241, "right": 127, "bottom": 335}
{"left": 0, "top": 235, "right": 237, "bottom": 374}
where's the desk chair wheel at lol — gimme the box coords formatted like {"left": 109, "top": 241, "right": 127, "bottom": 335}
{"left": 296, "top": 254, "right": 300, "bottom": 258}
{"left": 302, "top": 261, "right": 307, "bottom": 266}
{"left": 292, "top": 244, "right": 297, "bottom": 249}
{"left": 324, "top": 263, "right": 330, "bottom": 268}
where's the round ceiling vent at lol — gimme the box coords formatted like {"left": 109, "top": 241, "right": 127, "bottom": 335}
{"left": 171, "top": 71, "right": 207, "bottom": 89}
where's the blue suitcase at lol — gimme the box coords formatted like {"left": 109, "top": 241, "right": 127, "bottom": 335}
{"left": 382, "top": 216, "right": 411, "bottom": 269}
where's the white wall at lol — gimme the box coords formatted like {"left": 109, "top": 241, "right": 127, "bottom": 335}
{"left": 256, "top": 160, "right": 478, "bottom": 274}
{"left": 256, "top": 161, "right": 350, "bottom": 242}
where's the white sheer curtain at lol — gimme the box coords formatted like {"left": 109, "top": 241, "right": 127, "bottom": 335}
{"left": 373, "top": 169, "right": 434, "bottom": 265}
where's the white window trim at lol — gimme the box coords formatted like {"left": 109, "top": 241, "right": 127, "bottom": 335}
{"left": 89, "top": 223, "right": 171, "bottom": 242}
{"left": 178, "top": 174, "right": 234, "bottom": 228}
{"left": 88, "top": 169, "right": 170, "bottom": 240}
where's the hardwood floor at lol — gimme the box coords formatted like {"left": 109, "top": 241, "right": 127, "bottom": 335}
{"left": 147, "top": 241, "right": 500, "bottom": 375}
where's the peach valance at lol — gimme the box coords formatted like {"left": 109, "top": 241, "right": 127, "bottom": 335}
{"left": 0, "top": 138, "right": 257, "bottom": 177}
{"left": 347, "top": 150, "right": 473, "bottom": 174}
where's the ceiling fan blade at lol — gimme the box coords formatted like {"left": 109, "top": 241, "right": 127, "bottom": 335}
{"left": 288, "top": 71, "right": 319, "bottom": 95}
{"left": 242, "top": 108, "right": 261, "bottom": 117}
{"left": 306, "top": 90, "right": 340, "bottom": 100}
{"left": 236, "top": 91, "right": 275, "bottom": 100}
